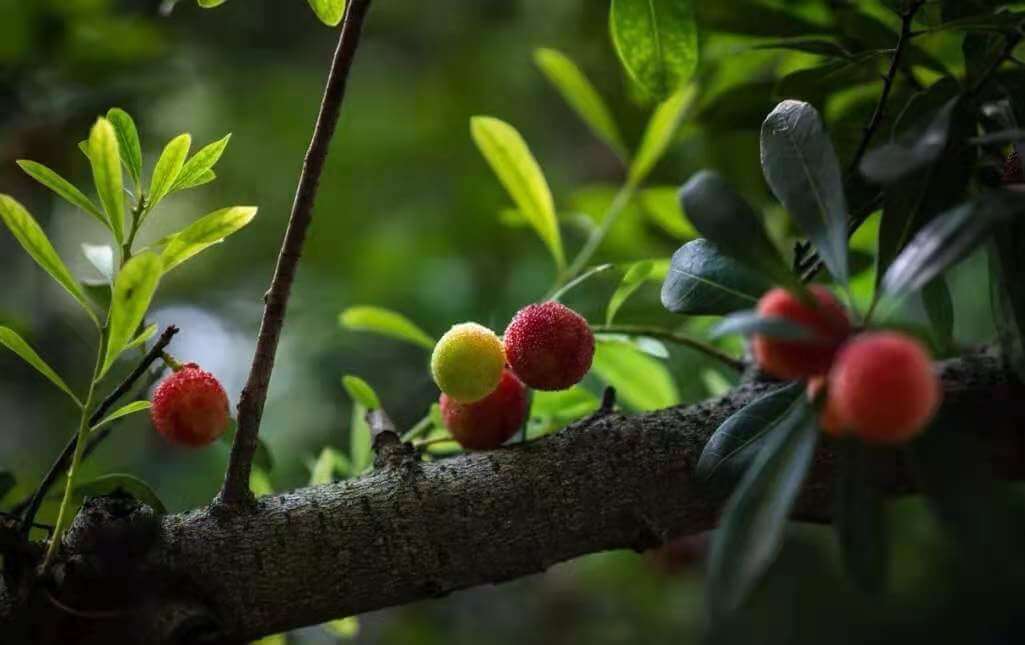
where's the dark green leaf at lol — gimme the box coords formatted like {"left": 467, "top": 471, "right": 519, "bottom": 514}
{"left": 661, "top": 239, "right": 772, "bottom": 315}
{"left": 834, "top": 440, "right": 888, "bottom": 593}
{"left": 750, "top": 38, "right": 851, "bottom": 58}
{"left": 74, "top": 473, "right": 166, "bottom": 515}
{"left": 760, "top": 100, "right": 849, "bottom": 285}
{"left": 710, "top": 310, "right": 814, "bottom": 341}
{"left": 696, "top": 382, "right": 804, "bottom": 489}
{"left": 990, "top": 224, "right": 1025, "bottom": 381}
{"left": 922, "top": 276, "right": 954, "bottom": 350}
{"left": 0, "top": 470, "right": 15, "bottom": 502}
{"left": 610, "top": 0, "right": 699, "bottom": 101}
{"left": 774, "top": 55, "right": 880, "bottom": 106}
{"left": 678, "top": 171, "right": 799, "bottom": 291}
{"left": 695, "top": 2, "right": 826, "bottom": 37}
{"left": 860, "top": 98, "right": 959, "bottom": 184}
{"left": 706, "top": 399, "right": 818, "bottom": 618}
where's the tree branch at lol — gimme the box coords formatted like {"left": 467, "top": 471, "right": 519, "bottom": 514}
{"left": 220, "top": 0, "right": 374, "bottom": 506}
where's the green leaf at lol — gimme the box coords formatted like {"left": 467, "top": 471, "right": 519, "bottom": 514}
{"left": 760, "top": 100, "right": 849, "bottom": 285}
{"left": 678, "top": 171, "right": 800, "bottom": 291}
{"left": 610, "top": 0, "right": 699, "bottom": 101}
{"left": 661, "top": 239, "right": 772, "bottom": 315}
{"left": 342, "top": 375, "right": 380, "bottom": 410}
{"left": 834, "top": 440, "right": 888, "bottom": 593}
{"left": 308, "top": 0, "right": 346, "bottom": 26}
{"left": 339, "top": 306, "right": 435, "bottom": 350}
{"left": 639, "top": 186, "right": 697, "bottom": 238}
{"left": 309, "top": 447, "right": 349, "bottom": 486}
{"left": 922, "top": 276, "right": 954, "bottom": 350}
{"left": 710, "top": 310, "right": 814, "bottom": 341}
{"left": 124, "top": 323, "right": 158, "bottom": 352}
{"left": 198, "top": 0, "right": 228, "bottom": 7}
{"left": 991, "top": 221, "right": 1025, "bottom": 381}
{"left": 861, "top": 98, "right": 959, "bottom": 184}
{"left": 88, "top": 118, "right": 125, "bottom": 244}
{"left": 0, "top": 194, "right": 98, "bottom": 326}
{"left": 696, "top": 382, "right": 804, "bottom": 489}
{"left": 0, "top": 470, "right": 15, "bottom": 503}
{"left": 250, "top": 467, "right": 274, "bottom": 497}
{"left": 629, "top": 85, "right": 696, "bottom": 184}
{"left": 349, "top": 402, "right": 371, "bottom": 473}
{"left": 147, "top": 134, "right": 192, "bottom": 211}
{"left": 16, "top": 160, "right": 106, "bottom": 226}
{"left": 324, "top": 616, "right": 360, "bottom": 639}
{"left": 750, "top": 38, "right": 851, "bottom": 58}
{"left": 471, "top": 116, "right": 564, "bottom": 269}
{"left": 534, "top": 48, "right": 627, "bottom": 159}
{"left": 90, "top": 400, "right": 151, "bottom": 433}
{"left": 102, "top": 252, "right": 162, "bottom": 377}
{"left": 0, "top": 326, "right": 82, "bottom": 407}
{"left": 606, "top": 260, "right": 654, "bottom": 325}
{"left": 706, "top": 399, "right": 817, "bottom": 618}
{"left": 159, "top": 206, "right": 258, "bottom": 273}
{"left": 82, "top": 243, "right": 115, "bottom": 283}
{"left": 73, "top": 473, "right": 166, "bottom": 514}
{"left": 172, "top": 134, "right": 231, "bottom": 191}
{"left": 695, "top": 2, "right": 827, "bottom": 37}
{"left": 106, "top": 108, "right": 142, "bottom": 188}
{"left": 591, "top": 339, "right": 679, "bottom": 411}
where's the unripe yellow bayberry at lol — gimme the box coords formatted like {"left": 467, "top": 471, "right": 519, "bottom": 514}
{"left": 430, "top": 322, "right": 505, "bottom": 403}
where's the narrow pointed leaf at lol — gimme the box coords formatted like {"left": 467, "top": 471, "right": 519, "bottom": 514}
{"left": 534, "top": 48, "right": 627, "bottom": 159}
{"left": 16, "top": 160, "right": 106, "bottom": 225}
{"left": 159, "top": 206, "right": 257, "bottom": 272}
{"left": 176, "top": 169, "right": 216, "bottom": 190}
{"left": 308, "top": 0, "right": 346, "bottom": 26}
{"left": 124, "top": 323, "right": 158, "bottom": 352}
{"left": 861, "top": 98, "right": 959, "bottom": 184}
{"left": 760, "top": 100, "right": 849, "bottom": 285}
{"left": 172, "top": 134, "right": 230, "bottom": 191}
{"left": 106, "top": 108, "right": 142, "bottom": 187}
{"left": 706, "top": 400, "right": 817, "bottom": 618}
{"left": 661, "top": 239, "right": 772, "bottom": 315}
{"left": 606, "top": 260, "right": 654, "bottom": 325}
{"left": 88, "top": 118, "right": 125, "bottom": 244}
{"left": 90, "top": 401, "right": 152, "bottom": 433}
{"left": 339, "top": 306, "right": 435, "bottom": 350}
{"left": 350, "top": 402, "right": 371, "bottom": 473}
{"left": 73, "top": 473, "right": 166, "bottom": 514}
{"left": 147, "top": 134, "right": 191, "bottom": 210}
{"left": 102, "top": 252, "right": 162, "bottom": 377}
{"left": 0, "top": 326, "right": 82, "bottom": 407}
{"left": 630, "top": 86, "right": 696, "bottom": 183}
{"left": 0, "top": 195, "right": 98, "bottom": 325}
{"left": 711, "top": 311, "right": 814, "bottom": 340}
{"left": 471, "top": 116, "right": 564, "bottom": 269}
{"left": 610, "top": 0, "right": 699, "bottom": 100}
{"left": 342, "top": 375, "right": 380, "bottom": 410}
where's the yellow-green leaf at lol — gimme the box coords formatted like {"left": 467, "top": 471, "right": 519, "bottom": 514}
{"left": 471, "top": 116, "right": 565, "bottom": 270}
{"left": 172, "top": 134, "right": 230, "bottom": 191}
{"left": 308, "top": 0, "right": 346, "bottom": 26}
{"left": 324, "top": 616, "right": 360, "bottom": 639}
{"left": 16, "top": 160, "right": 106, "bottom": 225}
{"left": 90, "top": 400, "right": 151, "bottom": 433}
{"left": 606, "top": 260, "right": 654, "bottom": 324}
{"left": 124, "top": 323, "right": 158, "bottom": 352}
{"left": 534, "top": 48, "right": 627, "bottom": 160}
{"left": 102, "top": 252, "right": 162, "bottom": 377}
{"left": 610, "top": 0, "right": 699, "bottom": 100}
{"left": 591, "top": 339, "right": 679, "bottom": 410}
{"left": 0, "top": 195, "right": 99, "bottom": 326}
{"left": 159, "top": 206, "right": 257, "bottom": 272}
{"left": 342, "top": 375, "right": 380, "bottom": 409}
{"left": 0, "top": 326, "right": 82, "bottom": 407}
{"left": 147, "top": 134, "right": 191, "bottom": 210}
{"left": 339, "top": 306, "right": 435, "bottom": 350}
{"left": 107, "top": 108, "right": 142, "bottom": 187}
{"left": 629, "top": 85, "right": 696, "bottom": 184}
{"left": 89, "top": 118, "right": 125, "bottom": 244}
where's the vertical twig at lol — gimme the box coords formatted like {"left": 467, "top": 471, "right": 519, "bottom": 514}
{"left": 218, "top": 0, "right": 374, "bottom": 506}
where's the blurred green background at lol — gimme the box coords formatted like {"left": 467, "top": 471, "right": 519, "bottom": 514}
{"left": 0, "top": 0, "right": 1011, "bottom": 643}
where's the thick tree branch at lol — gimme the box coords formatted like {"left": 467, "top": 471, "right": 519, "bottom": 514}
{"left": 221, "top": 0, "right": 373, "bottom": 505}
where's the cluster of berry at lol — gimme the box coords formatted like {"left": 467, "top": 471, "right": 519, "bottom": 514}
{"left": 755, "top": 286, "right": 940, "bottom": 443}
{"left": 432, "top": 301, "right": 595, "bottom": 450}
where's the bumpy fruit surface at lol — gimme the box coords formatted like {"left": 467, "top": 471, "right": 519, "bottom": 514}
{"left": 431, "top": 322, "right": 505, "bottom": 403}
{"left": 503, "top": 301, "right": 594, "bottom": 391}
{"left": 151, "top": 363, "right": 230, "bottom": 447}
{"left": 440, "top": 368, "right": 528, "bottom": 450}
{"left": 829, "top": 332, "right": 940, "bottom": 443}
{"left": 806, "top": 376, "right": 845, "bottom": 437}
{"left": 753, "top": 285, "right": 851, "bottom": 380}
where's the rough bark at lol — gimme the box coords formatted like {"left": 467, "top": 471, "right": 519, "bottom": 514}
{"left": 1, "top": 349, "right": 1022, "bottom": 643}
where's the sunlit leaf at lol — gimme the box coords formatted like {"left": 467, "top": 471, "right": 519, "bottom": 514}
{"left": 471, "top": 116, "right": 564, "bottom": 269}
{"left": 102, "top": 252, "right": 162, "bottom": 377}
{"left": 107, "top": 108, "right": 142, "bottom": 187}
{"left": 350, "top": 402, "right": 371, "bottom": 474}
{"left": 89, "top": 118, "right": 125, "bottom": 243}
{"left": 591, "top": 339, "right": 679, "bottom": 410}
{"left": 342, "top": 375, "right": 380, "bottom": 410}
{"left": 339, "top": 306, "right": 435, "bottom": 350}
{"left": 90, "top": 401, "right": 151, "bottom": 433}
{"left": 16, "top": 160, "right": 106, "bottom": 226}
{"left": 124, "top": 323, "right": 158, "bottom": 352}
{"left": 159, "top": 206, "right": 257, "bottom": 272}
{"left": 308, "top": 0, "right": 346, "bottom": 26}
{"left": 309, "top": 447, "right": 349, "bottom": 486}
{"left": 147, "top": 134, "right": 191, "bottom": 211}
{"left": 630, "top": 86, "right": 696, "bottom": 184}
{"left": 639, "top": 186, "right": 697, "bottom": 239}
{"left": 324, "top": 616, "right": 360, "bottom": 639}
{"left": 610, "top": 0, "right": 699, "bottom": 100}
{"left": 172, "top": 134, "right": 231, "bottom": 191}
{"left": 0, "top": 195, "right": 98, "bottom": 326}
{"left": 0, "top": 326, "right": 82, "bottom": 407}
{"left": 73, "top": 473, "right": 167, "bottom": 514}
{"left": 606, "top": 261, "right": 653, "bottom": 325}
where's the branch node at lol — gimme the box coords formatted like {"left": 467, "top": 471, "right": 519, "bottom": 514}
{"left": 369, "top": 409, "right": 416, "bottom": 469}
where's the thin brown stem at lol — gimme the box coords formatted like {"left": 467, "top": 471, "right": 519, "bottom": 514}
{"left": 218, "top": 0, "right": 374, "bottom": 506}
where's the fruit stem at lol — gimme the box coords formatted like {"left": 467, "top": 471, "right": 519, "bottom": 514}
{"left": 591, "top": 324, "right": 745, "bottom": 372}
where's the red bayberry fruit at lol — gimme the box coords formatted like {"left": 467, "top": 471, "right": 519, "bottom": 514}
{"left": 752, "top": 285, "right": 851, "bottom": 380}
{"left": 503, "top": 301, "right": 595, "bottom": 391}
{"left": 440, "top": 368, "right": 529, "bottom": 450}
{"left": 806, "top": 376, "right": 845, "bottom": 437}
{"left": 151, "top": 363, "right": 231, "bottom": 447}
{"left": 829, "top": 332, "right": 941, "bottom": 444}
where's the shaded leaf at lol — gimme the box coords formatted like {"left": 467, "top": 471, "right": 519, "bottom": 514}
{"left": 471, "top": 116, "right": 564, "bottom": 269}
{"left": 88, "top": 118, "right": 125, "bottom": 243}
{"left": 342, "top": 375, "right": 380, "bottom": 410}
{"left": 696, "top": 2, "right": 827, "bottom": 37}
{"left": 760, "top": 100, "right": 849, "bottom": 285}
{"left": 861, "top": 98, "right": 959, "bottom": 184}
{"left": 0, "top": 326, "right": 82, "bottom": 407}
{"left": 661, "top": 239, "right": 772, "bottom": 315}
{"left": 82, "top": 243, "right": 115, "bottom": 283}
{"left": 610, "top": 0, "right": 699, "bottom": 100}
{"left": 0, "top": 195, "right": 98, "bottom": 325}
{"left": 606, "top": 260, "right": 654, "bottom": 325}
{"left": 159, "top": 206, "right": 257, "bottom": 273}
{"left": 922, "top": 276, "right": 954, "bottom": 350}
{"left": 0, "top": 470, "right": 15, "bottom": 502}
{"left": 630, "top": 86, "right": 696, "bottom": 184}
{"left": 710, "top": 311, "right": 814, "bottom": 341}
{"left": 102, "top": 252, "right": 162, "bottom": 377}
{"left": 834, "top": 440, "right": 888, "bottom": 593}
{"left": 106, "top": 108, "right": 142, "bottom": 187}
{"left": 16, "top": 160, "right": 106, "bottom": 225}
{"left": 339, "top": 306, "right": 435, "bottom": 350}
{"left": 74, "top": 473, "right": 166, "bottom": 514}
{"left": 90, "top": 401, "right": 151, "bottom": 433}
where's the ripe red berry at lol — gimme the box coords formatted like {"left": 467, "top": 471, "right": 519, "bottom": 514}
{"left": 806, "top": 376, "right": 845, "bottom": 437}
{"left": 151, "top": 363, "right": 231, "bottom": 447}
{"left": 503, "top": 301, "right": 595, "bottom": 391}
{"left": 753, "top": 285, "right": 851, "bottom": 380}
{"left": 440, "top": 368, "right": 529, "bottom": 450}
{"left": 829, "top": 332, "right": 940, "bottom": 444}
